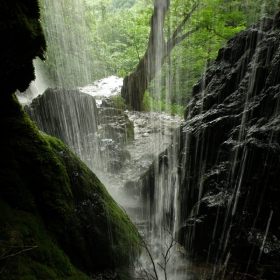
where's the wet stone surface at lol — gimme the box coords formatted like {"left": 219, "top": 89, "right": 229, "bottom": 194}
{"left": 96, "top": 110, "right": 183, "bottom": 216}
{"left": 140, "top": 16, "right": 280, "bottom": 279}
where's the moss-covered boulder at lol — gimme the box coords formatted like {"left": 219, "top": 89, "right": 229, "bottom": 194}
{"left": 0, "top": 95, "right": 140, "bottom": 279}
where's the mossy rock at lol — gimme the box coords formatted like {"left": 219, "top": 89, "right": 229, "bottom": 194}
{"left": 98, "top": 103, "right": 134, "bottom": 145}
{"left": 0, "top": 95, "right": 140, "bottom": 278}
{"left": 0, "top": 199, "right": 90, "bottom": 280}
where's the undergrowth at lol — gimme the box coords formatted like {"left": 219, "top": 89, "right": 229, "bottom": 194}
{"left": 142, "top": 91, "right": 185, "bottom": 116}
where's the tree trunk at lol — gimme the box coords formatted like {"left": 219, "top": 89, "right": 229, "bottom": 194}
{"left": 121, "top": 0, "right": 199, "bottom": 110}
{"left": 121, "top": 54, "right": 149, "bottom": 111}
{"left": 121, "top": 0, "right": 169, "bottom": 110}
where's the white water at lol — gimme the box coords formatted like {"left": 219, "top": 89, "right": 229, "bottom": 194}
{"left": 78, "top": 76, "right": 123, "bottom": 106}
{"left": 17, "top": 59, "right": 49, "bottom": 105}
{"left": 19, "top": 62, "right": 190, "bottom": 278}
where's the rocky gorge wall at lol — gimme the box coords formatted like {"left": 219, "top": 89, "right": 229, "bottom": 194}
{"left": 141, "top": 16, "right": 280, "bottom": 278}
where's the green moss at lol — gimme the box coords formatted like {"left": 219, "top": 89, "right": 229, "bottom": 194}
{"left": 142, "top": 90, "right": 184, "bottom": 116}
{"left": 125, "top": 118, "right": 135, "bottom": 144}
{"left": 0, "top": 95, "right": 140, "bottom": 278}
{"left": 45, "top": 133, "right": 141, "bottom": 270}
{"left": 110, "top": 95, "right": 128, "bottom": 110}
{"left": 0, "top": 199, "right": 90, "bottom": 280}
{"left": 1, "top": 0, "right": 139, "bottom": 278}
{"left": 107, "top": 96, "right": 134, "bottom": 143}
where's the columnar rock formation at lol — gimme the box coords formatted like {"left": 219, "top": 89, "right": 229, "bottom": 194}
{"left": 141, "top": 16, "right": 280, "bottom": 278}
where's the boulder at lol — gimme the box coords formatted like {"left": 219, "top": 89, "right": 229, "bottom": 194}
{"left": 25, "top": 87, "right": 99, "bottom": 154}
{"left": 25, "top": 90, "right": 134, "bottom": 174}
{"left": 0, "top": 95, "right": 140, "bottom": 279}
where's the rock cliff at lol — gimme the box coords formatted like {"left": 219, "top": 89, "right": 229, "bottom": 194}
{"left": 0, "top": 0, "right": 46, "bottom": 95}
{"left": 141, "top": 17, "right": 280, "bottom": 278}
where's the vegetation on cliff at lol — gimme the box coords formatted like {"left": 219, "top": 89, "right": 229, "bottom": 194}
{"left": 39, "top": 0, "right": 280, "bottom": 112}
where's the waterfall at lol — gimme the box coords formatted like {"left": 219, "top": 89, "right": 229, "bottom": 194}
{"left": 39, "top": 0, "right": 93, "bottom": 88}
{"left": 18, "top": 0, "right": 280, "bottom": 279}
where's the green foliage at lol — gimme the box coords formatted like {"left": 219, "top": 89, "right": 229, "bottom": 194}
{"left": 142, "top": 91, "right": 184, "bottom": 116}
{"left": 109, "top": 0, "right": 137, "bottom": 10}
{"left": 238, "top": 0, "right": 280, "bottom": 24}
{"left": 85, "top": 0, "right": 152, "bottom": 78}
{"left": 105, "top": 97, "right": 135, "bottom": 143}
{"left": 142, "top": 90, "right": 153, "bottom": 111}
{"left": 39, "top": 0, "right": 93, "bottom": 87}
{"left": 147, "top": 0, "right": 247, "bottom": 108}
{"left": 110, "top": 95, "right": 128, "bottom": 110}
{"left": 38, "top": 0, "right": 152, "bottom": 86}
{"left": 37, "top": 0, "right": 275, "bottom": 108}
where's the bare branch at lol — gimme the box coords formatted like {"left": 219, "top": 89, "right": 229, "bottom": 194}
{"left": 167, "top": 26, "right": 200, "bottom": 54}
{"left": 170, "top": 2, "right": 200, "bottom": 43}
{"left": 140, "top": 239, "right": 159, "bottom": 280}
{"left": 134, "top": 261, "right": 154, "bottom": 280}
{"left": 0, "top": 246, "right": 38, "bottom": 261}
{"left": 206, "top": 27, "right": 228, "bottom": 40}
{"left": 0, "top": 245, "right": 38, "bottom": 275}
{"left": 154, "top": 228, "right": 177, "bottom": 280}
{"left": 0, "top": 261, "right": 10, "bottom": 275}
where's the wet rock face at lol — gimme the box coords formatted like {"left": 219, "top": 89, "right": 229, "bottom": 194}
{"left": 98, "top": 98, "right": 134, "bottom": 145}
{"left": 24, "top": 88, "right": 132, "bottom": 174}
{"left": 25, "top": 88, "right": 99, "bottom": 151}
{"left": 0, "top": 0, "right": 46, "bottom": 95}
{"left": 182, "top": 17, "right": 280, "bottom": 273}
{"left": 142, "top": 17, "right": 280, "bottom": 277}
{"left": 0, "top": 96, "right": 140, "bottom": 278}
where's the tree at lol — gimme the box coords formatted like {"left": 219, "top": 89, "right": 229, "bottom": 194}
{"left": 134, "top": 228, "right": 177, "bottom": 280}
{"left": 84, "top": 0, "right": 152, "bottom": 79}
{"left": 121, "top": 0, "right": 247, "bottom": 111}
{"left": 121, "top": 0, "right": 201, "bottom": 110}
{"left": 239, "top": 0, "right": 280, "bottom": 24}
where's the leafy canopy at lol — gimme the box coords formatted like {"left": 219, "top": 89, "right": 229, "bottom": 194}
{"left": 39, "top": 0, "right": 277, "bottom": 111}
